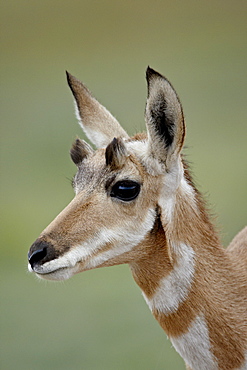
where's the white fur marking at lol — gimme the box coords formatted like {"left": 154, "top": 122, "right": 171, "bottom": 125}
{"left": 143, "top": 243, "right": 195, "bottom": 314}
{"left": 85, "top": 208, "right": 156, "bottom": 269}
{"left": 126, "top": 140, "right": 164, "bottom": 175}
{"left": 33, "top": 208, "right": 156, "bottom": 277}
{"left": 86, "top": 209, "right": 155, "bottom": 268}
{"left": 157, "top": 159, "right": 183, "bottom": 223}
{"left": 74, "top": 102, "right": 108, "bottom": 148}
{"left": 170, "top": 314, "right": 217, "bottom": 370}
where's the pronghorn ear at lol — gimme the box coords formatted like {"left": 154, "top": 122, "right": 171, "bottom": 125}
{"left": 105, "top": 137, "right": 127, "bottom": 170}
{"left": 70, "top": 138, "right": 94, "bottom": 166}
{"left": 66, "top": 72, "right": 129, "bottom": 148}
{"left": 145, "top": 67, "right": 185, "bottom": 170}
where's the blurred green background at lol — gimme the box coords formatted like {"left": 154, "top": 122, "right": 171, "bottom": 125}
{"left": 1, "top": 1, "right": 246, "bottom": 369}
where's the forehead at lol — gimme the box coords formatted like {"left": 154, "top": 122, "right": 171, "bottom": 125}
{"left": 74, "top": 149, "right": 106, "bottom": 191}
{"left": 73, "top": 147, "right": 145, "bottom": 194}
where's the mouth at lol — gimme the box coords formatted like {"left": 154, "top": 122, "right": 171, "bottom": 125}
{"left": 28, "top": 238, "right": 94, "bottom": 281}
{"left": 28, "top": 262, "right": 79, "bottom": 281}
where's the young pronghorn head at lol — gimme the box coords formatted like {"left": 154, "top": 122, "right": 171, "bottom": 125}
{"left": 28, "top": 67, "right": 185, "bottom": 281}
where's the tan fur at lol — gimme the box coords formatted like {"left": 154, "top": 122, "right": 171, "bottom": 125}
{"left": 66, "top": 72, "right": 128, "bottom": 147}
{"left": 28, "top": 68, "right": 247, "bottom": 369}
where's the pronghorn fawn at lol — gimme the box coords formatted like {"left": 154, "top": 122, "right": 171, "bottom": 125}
{"left": 28, "top": 67, "right": 247, "bottom": 369}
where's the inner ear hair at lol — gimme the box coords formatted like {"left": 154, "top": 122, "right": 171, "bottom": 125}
{"left": 70, "top": 138, "right": 93, "bottom": 165}
{"left": 145, "top": 67, "right": 185, "bottom": 168}
{"left": 149, "top": 93, "right": 176, "bottom": 149}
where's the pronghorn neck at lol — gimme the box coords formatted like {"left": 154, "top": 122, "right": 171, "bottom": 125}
{"left": 130, "top": 170, "right": 247, "bottom": 370}
{"left": 130, "top": 168, "right": 217, "bottom": 311}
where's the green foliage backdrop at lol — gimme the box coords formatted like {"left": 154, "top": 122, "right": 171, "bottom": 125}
{"left": 1, "top": 1, "right": 246, "bottom": 369}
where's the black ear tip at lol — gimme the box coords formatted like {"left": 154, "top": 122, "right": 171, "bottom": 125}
{"left": 66, "top": 70, "right": 80, "bottom": 86}
{"left": 66, "top": 70, "right": 75, "bottom": 87}
{"left": 146, "top": 66, "right": 163, "bottom": 82}
{"left": 146, "top": 66, "right": 153, "bottom": 81}
{"left": 146, "top": 65, "right": 153, "bottom": 75}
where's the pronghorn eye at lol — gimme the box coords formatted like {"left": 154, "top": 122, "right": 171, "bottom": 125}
{"left": 110, "top": 180, "right": 141, "bottom": 201}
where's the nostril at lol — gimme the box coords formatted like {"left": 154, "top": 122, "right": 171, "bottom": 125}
{"left": 28, "top": 239, "right": 55, "bottom": 270}
{"left": 28, "top": 247, "right": 48, "bottom": 269}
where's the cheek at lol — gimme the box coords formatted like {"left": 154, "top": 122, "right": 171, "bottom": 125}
{"left": 79, "top": 207, "right": 157, "bottom": 270}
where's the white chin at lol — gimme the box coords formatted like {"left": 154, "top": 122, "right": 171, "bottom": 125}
{"left": 28, "top": 259, "right": 80, "bottom": 281}
{"left": 35, "top": 267, "right": 76, "bottom": 281}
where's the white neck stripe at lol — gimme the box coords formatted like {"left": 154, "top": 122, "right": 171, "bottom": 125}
{"left": 170, "top": 314, "right": 217, "bottom": 369}
{"left": 143, "top": 243, "right": 195, "bottom": 315}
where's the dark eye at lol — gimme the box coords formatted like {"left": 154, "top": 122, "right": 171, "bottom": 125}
{"left": 110, "top": 180, "right": 141, "bottom": 201}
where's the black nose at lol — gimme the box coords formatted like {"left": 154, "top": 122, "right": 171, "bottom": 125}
{"left": 28, "top": 239, "right": 55, "bottom": 269}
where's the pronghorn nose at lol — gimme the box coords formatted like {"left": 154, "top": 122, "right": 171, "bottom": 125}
{"left": 28, "top": 239, "right": 55, "bottom": 269}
